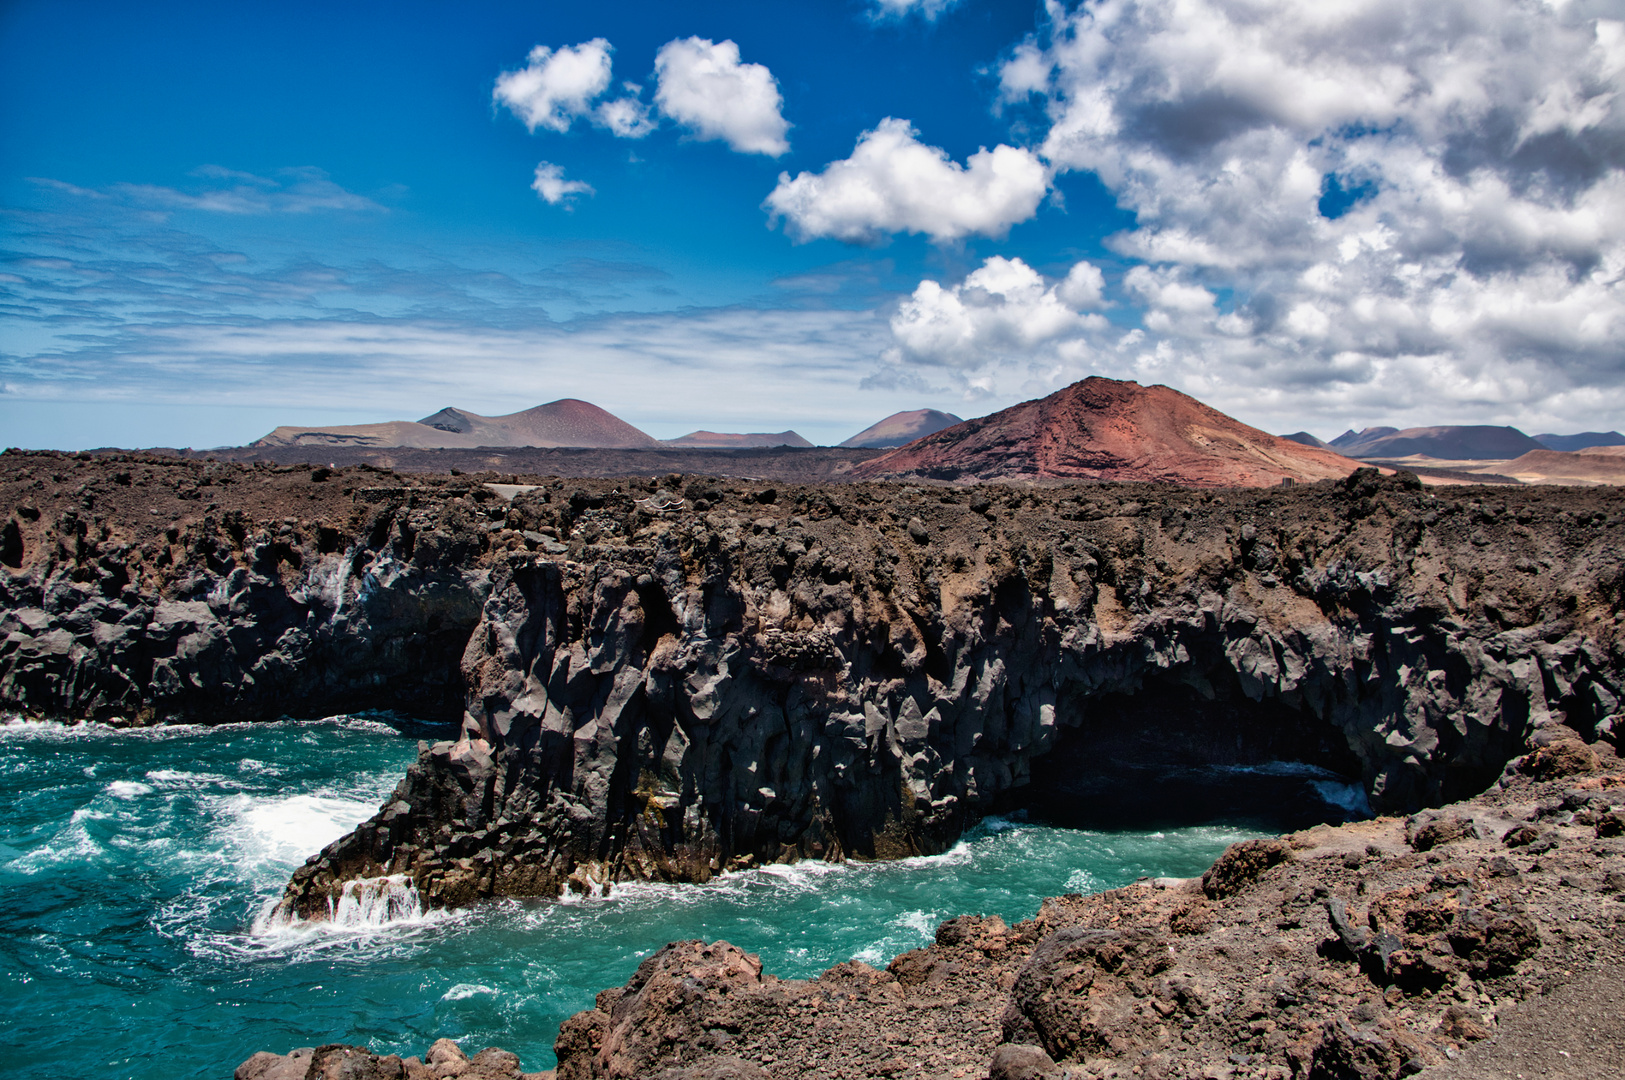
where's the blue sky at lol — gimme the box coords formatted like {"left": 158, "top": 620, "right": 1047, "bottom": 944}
{"left": 4, "top": 0, "right": 1623, "bottom": 448}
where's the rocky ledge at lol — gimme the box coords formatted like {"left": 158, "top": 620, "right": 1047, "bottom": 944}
{"left": 242, "top": 744, "right": 1625, "bottom": 1079}
{"left": 272, "top": 468, "right": 1624, "bottom": 920}
{"left": 237, "top": 1037, "right": 548, "bottom": 1080}
{"left": 2, "top": 451, "right": 1623, "bottom": 921}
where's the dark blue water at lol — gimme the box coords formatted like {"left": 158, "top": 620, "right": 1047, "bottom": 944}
{"left": 0, "top": 715, "right": 1281, "bottom": 1078}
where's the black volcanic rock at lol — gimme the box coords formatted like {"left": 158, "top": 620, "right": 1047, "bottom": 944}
{"left": 3, "top": 452, "right": 1622, "bottom": 941}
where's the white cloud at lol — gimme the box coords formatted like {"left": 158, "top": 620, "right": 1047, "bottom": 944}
{"left": 887, "top": 256, "right": 1108, "bottom": 368}
{"left": 531, "top": 162, "right": 593, "bottom": 206}
{"left": 653, "top": 37, "right": 790, "bottom": 156}
{"left": 977, "top": 0, "right": 1625, "bottom": 433}
{"left": 1057, "top": 261, "right": 1107, "bottom": 309}
{"left": 1, "top": 307, "right": 914, "bottom": 447}
{"left": 37, "top": 168, "right": 385, "bottom": 216}
{"left": 764, "top": 118, "right": 1050, "bottom": 243}
{"left": 596, "top": 91, "right": 655, "bottom": 138}
{"left": 869, "top": 0, "right": 960, "bottom": 21}
{"left": 493, "top": 39, "right": 616, "bottom": 134}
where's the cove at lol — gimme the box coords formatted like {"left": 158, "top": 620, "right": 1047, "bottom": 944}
{"left": 0, "top": 713, "right": 1339, "bottom": 1077}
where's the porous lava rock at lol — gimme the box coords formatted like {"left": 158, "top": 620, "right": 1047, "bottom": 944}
{"left": 534, "top": 762, "right": 1625, "bottom": 1080}
{"left": 3, "top": 452, "right": 1623, "bottom": 926}
{"left": 234, "top": 1039, "right": 542, "bottom": 1080}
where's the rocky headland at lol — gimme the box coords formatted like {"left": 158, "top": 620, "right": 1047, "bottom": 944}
{"left": 3, "top": 448, "right": 1623, "bottom": 1078}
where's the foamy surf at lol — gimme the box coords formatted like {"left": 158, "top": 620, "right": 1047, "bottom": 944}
{"left": 246, "top": 877, "right": 449, "bottom": 952}
{"left": 332, "top": 874, "right": 426, "bottom": 927}
{"left": 222, "top": 791, "right": 384, "bottom": 868}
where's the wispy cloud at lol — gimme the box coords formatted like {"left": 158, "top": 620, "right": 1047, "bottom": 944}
{"left": 0, "top": 306, "right": 903, "bottom": 443}
{"left": 868, "top": 0, "right": 961, "bottom": 23}
{"left": 32, "top": 166, "right": 386, "bottom": 217}
{"left": 531, "top": 162, "right": 594, "bottom": 206}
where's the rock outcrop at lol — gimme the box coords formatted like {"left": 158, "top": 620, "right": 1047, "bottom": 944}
{"left": 240, "top": 753, "right": 1625, "bottom": 1080}
{"left": 237, "top": 1037, "right": 549, "bottom": 1080}
{"left": 0, "top": 453, "right": 489, "bottom": 724}
{"left": 3, "top": 451, "right": 1623, "bottom": 932}
{"left": 271, "top": 466, "right": 1624, "bottom": 920}
{"left": 537, "top": 755, "right": 1625, "bottom": 1080}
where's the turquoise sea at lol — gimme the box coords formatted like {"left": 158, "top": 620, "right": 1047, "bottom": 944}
{"left": 0, "top": 714, "right": 1304, "bottom": 1078}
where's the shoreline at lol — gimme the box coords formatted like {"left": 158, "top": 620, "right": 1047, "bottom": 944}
{"left": 238, "top": 742, "right": 1625, "bottom": 1079}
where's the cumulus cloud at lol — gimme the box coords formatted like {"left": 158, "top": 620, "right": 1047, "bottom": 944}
{"left": 531, "top": 162, "right": 593, "bottom": 206}
{"left": 653, "top": 37, "right": 790, "bottom": 156}
{"left": 869, "top": 0, "right": 960, "bottom": 21}
{"left": 764, "top": 118, "right": 1049, "bottom": 243}
{"left": 983, "top": 0, "right": 1625, "bottom": 430}
{"left": 886, "top": 256, "right": 1108, "bottom": 369}
{"left": 494, "top": 39, "right": 617, "bottom": 133}
{"left": 595, "top": 90, "right": 655, "bottom": 138}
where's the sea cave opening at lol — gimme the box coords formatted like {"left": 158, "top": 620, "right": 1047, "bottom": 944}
{"left": 1012, "top": 671, "right": 1368, "bottom": 834}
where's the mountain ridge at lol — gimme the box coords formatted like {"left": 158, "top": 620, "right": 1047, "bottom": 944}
{"left": 253, "top": 399, "right": 659, "bottom": 450}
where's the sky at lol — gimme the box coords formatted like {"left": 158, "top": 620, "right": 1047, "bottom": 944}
{"left": 3, "top": 0, "right": 1624, "bottom": 449}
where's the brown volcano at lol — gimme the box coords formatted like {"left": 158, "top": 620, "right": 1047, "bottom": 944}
{"left": 253, "top": 398, "right": 658, "bottom": 450}
{"left": 851, "top": 377, "right": 1363, "bottom": 487}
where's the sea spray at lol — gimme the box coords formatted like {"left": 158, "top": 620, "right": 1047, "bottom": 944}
{"left": 330, "top": 874, "right": 425, "bottom": 927}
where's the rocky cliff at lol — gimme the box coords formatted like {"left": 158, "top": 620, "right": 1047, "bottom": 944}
{"left": 2, "top": 451, "right": 1622, "bottom": 929}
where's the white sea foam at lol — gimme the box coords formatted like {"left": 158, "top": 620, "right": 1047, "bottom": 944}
{"left": 107, "top": 780, "right": 153, "bottom": 798}
{"left": 1312, "top": 779, "right": 1372, "bottom": 817}
{"left": 893, "top": 909, "right": 937, "bottom": 936}
{"left": 331, "top": 874, "right": 425, "bottom": 927}
{"left": 147, "top": 769, "right": 238, "bottom": 787}
{"left": 442, "top": 983, "right": 499, "bottom": 1002}
{"left": 223, "top": 792, "right": 380, "bottom": 867}
{"left": 1064, "top": 868, "right": 1100, "bottom": 892}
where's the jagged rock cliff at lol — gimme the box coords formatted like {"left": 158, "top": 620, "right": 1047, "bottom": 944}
{"left": 273, "top": 470, "right": 1624, "bottom": 919}
{"left": 2, "top": 452, "right": 1622, "bottom": 924}
{"left": 0, "top": 453, "right": 490, "bottom": 724}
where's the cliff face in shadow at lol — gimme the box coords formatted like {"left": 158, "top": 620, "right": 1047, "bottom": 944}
{"left": 273, "top": 470, "right": 1624, "bottom": 919}
{"left": 1, "top": 452, "right": 1621, "bottom": 921}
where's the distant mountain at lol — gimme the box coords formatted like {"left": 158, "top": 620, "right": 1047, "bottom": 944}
{"left": 1330, "top": 427, "right": 1397, "bottom": 449}
{"left": 1279, "top": 431, "right": 1331, "bottom": 449}
{"left": 661, "top": 430, "right": 813, "bottom": 449}
{"left": 1499, "top": 449, "right": 1625, "bottom": 485}
{"left": 1534, "top": 431, "right": 1625, "bottom": 452}
{"left": 1330, "top": 425, "right": 1541, "bottom": 460}
{"left": 839, "top": 409, "right": 964, "bottom": 449}
{"left": 851, "top": 377, "right": 1362, "bottom": 487}
{"left": 253, "top": 399, "right": 659, "bottom": 449}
